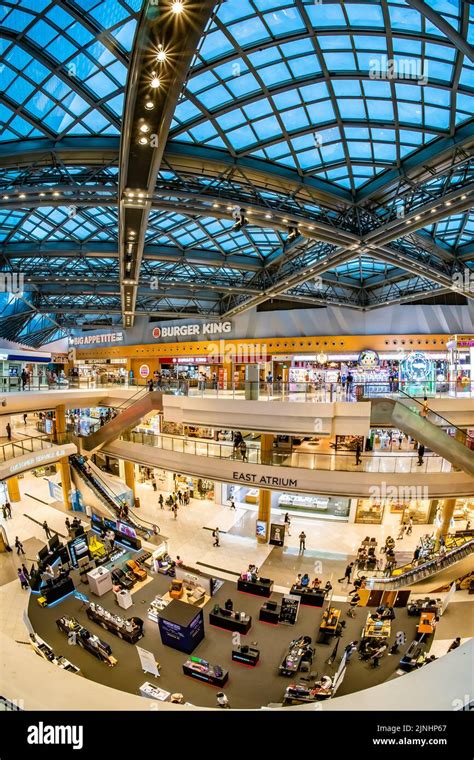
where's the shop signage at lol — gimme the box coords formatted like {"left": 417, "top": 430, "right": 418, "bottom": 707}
{"left": 458, "top": 340, "right": 474, "bottom": 347}
{"left": 139, "top": 364, "right": 150, "bottom": 378}
{"left": 233, "top": 471, "right": 297, "bottom": 487}
{"left": 358, "top": 349, "right": 379, "bottom": 369}
{"left": 152, "top": 321, "right": 232, "bottom": 340}
{"left": 171, "top": 357, "right": 208, "bottom": 365}
{"left": 8, "top": 447, "right": 68, "bottom": 474}
{"left": 69, "top": 331, "right": 124, "bottom": 346}
{"left": 51, "top": 353, "right": 69, "bottom": 364}
{"left": 0, "top": 352, "right": 8, "bottom": 361}
{"left": 402, "top": 351, "right": 432, "bottom": 382}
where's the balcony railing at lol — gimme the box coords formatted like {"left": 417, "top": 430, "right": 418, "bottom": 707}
{"left": 118, "top": 429, "right": 453, "bottom": 474}
{"left": 0, "top": 433, "right": 70, "bottom": 463}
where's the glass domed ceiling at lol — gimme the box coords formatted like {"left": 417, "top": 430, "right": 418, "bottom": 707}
{"left": 0, "top": 0, "right": 472, "bottom": 345}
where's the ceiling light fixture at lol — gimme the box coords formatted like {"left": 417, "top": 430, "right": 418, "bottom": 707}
{"left": 445, "top": 201, "right": 451, "bottom": 206}
{"left": 19, "top": 193, "right": 26, "bottom": 199}
{"left": 53, "top": 191, "right": 60, "bottom": 196}
{"left": 171, "top": 0, "right": 184, "bottom": 13}
{"left": 3, "top": 195, "right": 9, "bottom": 200}
{"left": 39, "top": 192, "right": 45, "bottom": 197}
{"left": 145, "top": 100, "right": 154, "bottom": 110}
{"left": 139, "top": 123, "right": 150, "bottom": 133}
{"left": 265, "top": 213, "right": 272, "bottom": 219}
{"left": 138, "top": 136, "right": 148, "bottom": 145}
{"left": 156, "top": 45, "right": 167, "bottom": 62}
{"left": 150, "top": 73, "right": 161, "bottom": 88}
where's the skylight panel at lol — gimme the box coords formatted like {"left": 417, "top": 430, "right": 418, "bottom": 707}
{"left": 258, "top": 61, "right": 292, "bottom": 86}
{"left": 307, "top": 3, "right": 345, "bottom": 27}
{"left": 198, "top": 29, "right": 235, "bottom": 62}
{"left": 323, "top": 52, "right": 357, "bottom": 70}
{"left": 228, "top": 16, "right": 270, "bottom": 46}
{"left": 263, "top": 7, "right": 305, "bottom": 35}
{"left": 346, "top": 4, "right": 384, "bottom": 27}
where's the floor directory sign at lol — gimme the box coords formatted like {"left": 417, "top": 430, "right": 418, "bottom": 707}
{"left": 269, "top": 523, "right": 285, "bottom": 546}
{"left": 136, "top": 646, "right": 160, "bottom": 677}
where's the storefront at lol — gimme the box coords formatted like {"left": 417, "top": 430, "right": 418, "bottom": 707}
{"left": 0, "top": 350, "right": 51, "bottom": 390}
{"left": 355, "top": 498, "right": 436, "bottom": 525}
{"left": 223, "top": 483, "right": 350, "bottom": 521}
{"left": 73, "top": 358, "right": 128, "bottom": 385}
{"left": 446, "top": 335, "right": 474, "bottom": 394}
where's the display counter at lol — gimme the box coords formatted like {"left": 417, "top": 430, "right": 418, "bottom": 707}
{"left": 259, "top": 601, "right": 281, "bottom": 624}
{"left": 416, "top": 611, "right": 437, "bottom": 638}
{"left": 278, "top": 494, "right": 328, "bottom": 511}
{"left": 279, "top": 636, "right": 313, "bottom": 677}
{"left": 237, "top": 576, "right": 273, "bottom": 597}
{"left": 290, "top": 586, "right": 325, "bottom": 607}
{"left": 29, "top": 633, "right": 81, "bottom": 675}
{"left": 232, "top": 645, "right": 260, "bottom": 667}
{"left": 245, "top": 488, "right": 259, "bottom": 504}
{"left": 209, "top": 607, "right": 251, "bottom": 635}
{"left": 158, "top": 600, "right": 205, "bottom": 654}
{"left": 147, "top": 595, "right": 170, "bottom": 623}
{"left": 363, "top": 613, "right": 391, "bottom": 640}
{"left": 56, "top": 616, "right": 117, "bottom": 666}
{"left": 317, "top": 608, "right": 341, "bottom": 643}
{"left": 86, "top": 603, "right": 144, "bottom": 644}
{"left": 39, "top": 576, "right": 75, "bottom": 606}
{"left": 182, "top": 658, "right": 228, "bottom": 687}
{"left": 283, "top": 683, "right": 332, "bottom": 704}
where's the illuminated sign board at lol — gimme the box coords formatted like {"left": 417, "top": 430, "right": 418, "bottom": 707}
{"left": 152, "top": 321, "right": 232, "bottom": 340}
{"left": 70, "top": 331, "right": 124, "bottom": 346}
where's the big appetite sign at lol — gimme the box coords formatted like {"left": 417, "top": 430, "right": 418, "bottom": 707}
{"left": 70, "top": 331, "right": 124, "bottom": 346}
{"left": 152, "top": 321, "right": 232, "bottom": 340}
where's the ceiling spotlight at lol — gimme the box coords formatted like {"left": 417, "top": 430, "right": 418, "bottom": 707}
{"left": 415, "top": 215, "right": 420, "bottom": 221}
{"left": 139, "top": 123, "right": 150, "bottom": 133}
{"left": 430, "top": 208, "right": 436, "bottom": 213}
{"left": 156, "top": 45, "right": 167, "bottom": 62}
{"left": 287, "top": 226, "right": 298, "bottom": 242}
{"left": 138, "top": 192, "right": 145, "bottom": 199}
{"left": 19, "top": 193, "right": 26, "bottom": 199}
{"left": 150, "top": 73, "right": 161, "bottom": 88}
{"left": 3, "top": 195, "right": 9, "bottom": 200}
{"left": 39, "top": 192, "right": 45, "bottom": 197}
{"left": 445, "top": 200, "right": 451, "bottom": 206}
{"left": 53, "top": 191, "right": 60, "bottom": 197}
{"left": 171, "top": 0, "right": 184, "bottom": 13}
{"left": 145, "top": 100, "right": 155, "bottom": 110}
{"left": 461, "top": 194, "right": 467, "bottom": 200}
{"left": 282, "top": 218, "right": 288, "bottom": 223}
{"left": 213, "top": 203, "right": 219, "bottom": 208}
{"left": 127, "top": 191, "right": 135, "bottom": 198}
{"left": 265, "top": 213, "right": 272, "bottom": 219}
{"left": 138, "top": 136, "right": 148, "bottom": 145}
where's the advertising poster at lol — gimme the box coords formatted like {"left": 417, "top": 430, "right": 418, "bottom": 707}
{"left": 279, "top": 595, "right": 300, "bottom": 625}
{"left": 256, "top": 520, "right": 267, "bottom": 539}
{"left": 269, "top": 523, "right": 285, "bottom": 546}
{"left": 136, "top": 646, "right": 160, "bottom": 677}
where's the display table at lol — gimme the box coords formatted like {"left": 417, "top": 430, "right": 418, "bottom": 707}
{"left": 87, "top": 567, "right": 113, "bottom": 597}
{"left": 232, "top": 645, "right": 260, "bottom": 667}
{"left": 41, "top": 577, "right": 75, "bottom": 605}
{"left": 290, "top": 586, "right": 325, "bottom": 607}
{"left": 317, "top": 607, "right": 341, "bottom": 643}
{"left": 139, "top": 682, "right": 170, "bottom": 702}
{"left": 259, "top": 602, "right": 281, "bottom": 624}
{"left": 363, "top": 613, "right": 391, "bottom": 640}
{"left": 86, "top": 603, "right": 143, "bottom": 644}
{"left": 182, "top": 659, "right": 228, "bottom": 687}
{"left": 209, "top": 608, "right": 251, "bottom": 635}
{"left": 237, "top": 577, "right": 273, "bottom": 597}
{"left": 279, "top": 638, "right": 312, "bottom": 677}
{"left": 416, "top": 611, "right": 436, "bottom": 638}
{"left": 158, "top": 600, "right": 205, "bottom": 654}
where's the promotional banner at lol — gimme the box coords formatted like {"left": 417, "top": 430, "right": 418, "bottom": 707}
{"left": 440, "top": 581, "right": 457, "bottom": 616}
{"left": 269, "top": 523, "right": 285, "bottom": 546}
{"left": 136, "top": 646, "right": 160, "bottom": 678}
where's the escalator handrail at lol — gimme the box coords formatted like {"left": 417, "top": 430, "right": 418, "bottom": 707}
{"left": 366, "top": 536, "right": 474, "bottom": 585}
{"left": 397, "top": 388, "right": 474, "bottom": 445}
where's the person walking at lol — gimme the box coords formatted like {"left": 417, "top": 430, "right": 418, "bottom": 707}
{"left": 229, "top": 498, "right": 236, "bottom": 510}
{"left": 417, "top": 443, "right": 425, "bottom": 466}
{"left": 406, "top": 516, "right": 413, "bottom": 535}
{"left": 65, "top": 517, "right": 71, "bottom": 534}
{"left": 6, "top": 422, "right": 11, "bottom": 441}
{"left": 158, "top": 494, "right": 164, "bottom": 510}
{"left": 448, "top": 637, "right": 461, "bottom": 652}
{"left": 338, "top": 561, "right": 354, "bottom": 584}
{"left": 15, "top": 536, "right": 25, "bottom": 555}
{"left": 347, "top": 591, "right": 360, "bottom": 617}
{"left": 1, "top": 504, "right": 6, "bottom": 520}
{"left": 152, "top": 477, "right": 157, "bottom": 492}
{"left": 344, "top": 640, "right": 358, "bottom": 663}
{"left": 18, "top": 568, "right": 29, "bottom": 590}
{"left": 23, "top": 412, "right": 28, "bottom": 425}
{"left": 216, "top": 692, "right": 230, "bottom": 708}
{"left": 355, "top": 440, "right": 362, "bottom": 466}
{"left": 240, "top": 440, "right": 248, "bottom": 462}
{"left": 284, "top": 512, "right": 291, "bottom": 536}
{"left": 42, "top": 520, "right": 52, "bottom": 539}
{"left": 172, "top": 504, "right": 178, "bottom": 520}
{"left": 21, "top": 369, "right": 28, "bottom": 391}
{"left": 21, "top": 563, "right": 30, "bottom": 580}
{"left": 212, "top": 527, "right": 220, "bottom": 547}
{"left": 299, "top": 530, "right": 306, "bottom": 554}
{"left": 5, "top": 501, "right": 12, "bottom": 519}
{"left": 420, "top": 396, "right": 429, "bottom": 419}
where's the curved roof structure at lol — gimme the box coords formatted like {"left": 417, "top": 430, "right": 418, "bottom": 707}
{"left": 0, "top": 0, "right": 472, "bottom": 345}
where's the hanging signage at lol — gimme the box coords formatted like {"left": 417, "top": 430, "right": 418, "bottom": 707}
{"left": 70, "top": 331, "right": 124, "bottom": 346}
{"left": 402, "top": 351, "right": 433, "bottom": 382}
{"left": 139, "top": 364, "right": 150, "bottom": 378}
{"left": 358, "top": 349, "right": 380, "bottom": 369}
{"left": 269, "top": 523, "right": 285, "bottom": 546}
{"left": 279, "top": 595, "right": 300, "bottom": 625}
{"left": 152, "top": 321, "right": 232, "bottom": 340}
{"left": 233, "top": 471, "right": 298, "bottom": 488}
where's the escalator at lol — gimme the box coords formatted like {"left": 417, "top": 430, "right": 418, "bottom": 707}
{"left": 76, "top": 388, "right": 164, "bottom": 454}
{"left": 70, "top": 455, "right": 159, "bottom": 539}
{"left": 363, "top": 534, "right": 474, "bottom": 591}
{"left": 368, "top": 394, "right": 474, "bottom": 476}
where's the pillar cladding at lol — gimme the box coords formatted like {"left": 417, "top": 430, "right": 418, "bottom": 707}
{"left": 257, "top": 488, "right": 271, "bottom": 543}
{"left": 7, "top": 476, "right": 20, "bottom": 502}
{"left": 435, "top": 498, "right": 456, "bottom": 546}
{"left": 59, "top": 457, "right": 72, "bottom": 511}
{"left": 123, "top": 460, "right": 136, "bottom": 499}
{"left": 260, "top": 434, "right": 274, "bottom": 466}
